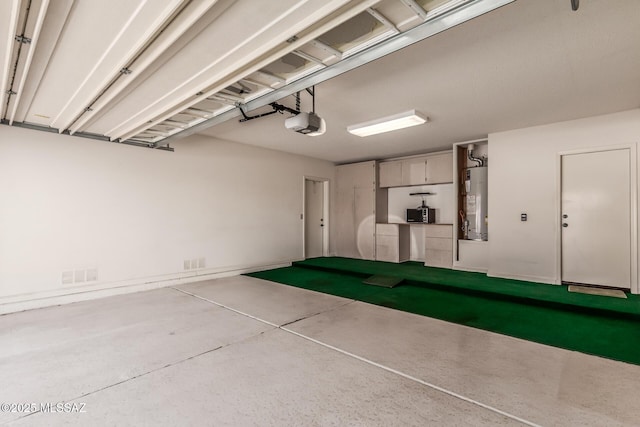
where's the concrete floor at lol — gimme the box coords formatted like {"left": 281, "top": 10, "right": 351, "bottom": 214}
{"left": 1, "top": 275, "right": 639, "bottom": 426}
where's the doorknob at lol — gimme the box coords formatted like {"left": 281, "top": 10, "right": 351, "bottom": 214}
{"left": 562, "top": 223, "right": 569, "bottom": 227}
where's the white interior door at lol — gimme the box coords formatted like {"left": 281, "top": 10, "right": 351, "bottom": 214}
{"left": 305, "top": 179, "right": 324, "bottom": 258}
{"left": 561, "top": 149, "right": 631, "bottom": 289}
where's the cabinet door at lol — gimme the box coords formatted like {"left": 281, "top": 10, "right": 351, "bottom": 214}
{"left": 335, "top": 185, "right": 357, "bottom": 258}
{"left": 334, "top": 162, "right": 376, "bottom": 260}
{"left": 379, "top": 161, "right": 403, "bottom": 188}
{"left": 425, "top": 152, "right": 453, "bottom": 184}
{"left": 403, "top": 158, "right": 428, "bottom": 185}
{"left": 425, "top": 249, "right": 453, "bottom": 268}
{"left": 354, "top": 187, "right": 376, "bottom": 260}
{"left": 376, "top": 235, "right": 399, "bottom": 262}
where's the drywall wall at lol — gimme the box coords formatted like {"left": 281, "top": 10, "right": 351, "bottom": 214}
{"left": 0, "top": 126, "right": 334, "bottom": 310}
{"left": 488, "top": 109, "right": 640, "bottom": 286}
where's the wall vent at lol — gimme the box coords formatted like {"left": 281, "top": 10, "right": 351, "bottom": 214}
{"left": 184, "top": 258, "right": 206, "bottom": 270}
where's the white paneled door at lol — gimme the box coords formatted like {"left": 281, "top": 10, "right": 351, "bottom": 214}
{"left": 561, "top": 149, "right": 631, "bottom": 289}
{"left": 305, "top": 179, "right": 324, "bottom": 259}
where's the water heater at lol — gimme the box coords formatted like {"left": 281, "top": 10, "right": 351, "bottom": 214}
{"left": 465, "top": 166, "right": 488, "bottom": 241}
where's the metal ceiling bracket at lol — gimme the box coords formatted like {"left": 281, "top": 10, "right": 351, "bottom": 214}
{"left": 238, "top": 102, "right": 300, "bottom": 123}
{"left": 14, "top": 35, "right": 32, "bottom": 44}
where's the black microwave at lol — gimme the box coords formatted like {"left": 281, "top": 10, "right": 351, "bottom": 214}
{"left": 407, "top": 207, "right": 435, "bottom": 223}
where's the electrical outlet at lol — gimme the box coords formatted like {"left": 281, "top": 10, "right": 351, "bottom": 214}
{"left": 62, "top": 271, "right": 74, "bottom": 285}
{"left": 190, "top": 258, "right": 198, "bottom": 269}
{"left": 184, "top": 260, "right": 191, "bottom": 270}
{"left": 197, "top": 258, "right": 205, "bottom": 269}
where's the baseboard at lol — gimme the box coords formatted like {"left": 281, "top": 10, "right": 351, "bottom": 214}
{"left": 0, "top": 261, "right": 292, "bottom": 315}
{"left": 486, "top": 271, "right": 558, "bottom": 285}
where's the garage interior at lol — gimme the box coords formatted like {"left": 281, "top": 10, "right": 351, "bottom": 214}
{"left": 1, "top": 0, "right": 640, "bottom": 425}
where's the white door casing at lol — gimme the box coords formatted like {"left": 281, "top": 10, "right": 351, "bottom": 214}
{"left": 561, "top": 148, "right": 631, "bottom": 289}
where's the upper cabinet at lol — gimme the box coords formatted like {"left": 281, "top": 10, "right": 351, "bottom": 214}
{"left": 379, "top": 160, "right": 403, "bottom": 187}
{"left": 425, "top": 152, "right": 454, "bottom": 185}
{"left": 379, "top": 151, "right": 453, "bottom": 188}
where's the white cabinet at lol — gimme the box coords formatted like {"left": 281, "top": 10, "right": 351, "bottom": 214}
{"left": 379, "top": 151, "right": 453, "bottom": 188}
{"left": 379, "top": 160, "right": 403, "bottom": 188}
{"left": 425, "top": 152, "right": 453, "bottom": 185}
{"left": 376, "top": 223, "right": 410, "bottom": 263}
{"left": 405, "top": 158, "right": 428, "bottom": 185}
{"left": 334, "top": 161, "right": 377, "bottom": 260}
{"left": 424, "top": 224, "right": 453, "bottom": 268}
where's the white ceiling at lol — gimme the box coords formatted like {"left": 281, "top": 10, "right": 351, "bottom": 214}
{"left": 197, "top": 0, "right": 640, "bottom": 163}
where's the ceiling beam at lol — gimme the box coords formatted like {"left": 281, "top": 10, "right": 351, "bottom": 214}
{"left": 0, "top": 0, "right": 22, "bottom": 117}
{"left": 112, "top": 0, "right": 381, "bottom": 142}
{"left": 67, "top": 0, "right": 221, "bottom": 135}
{"left": 7, "top": 0, "right": 50, "bottom": 125}
{"left": 51, "top": 0, "right": 191, "bottom": 132}
{"left": 292, "top": 49, "right": 327, "bottom": 66}
{"left": 400, "top": 0, "right": 429, "bottom": 21}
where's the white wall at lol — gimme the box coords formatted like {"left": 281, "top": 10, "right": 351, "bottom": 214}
{"left": 488, "top": 109, "right": 640, "bottom": 286}
{"left": 0, "top": 126, "right": 334, "bottom": 311}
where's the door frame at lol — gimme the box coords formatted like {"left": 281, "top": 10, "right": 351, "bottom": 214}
{"left": 302, "top": 176, "right": 330, "bottom": 259}
{"left": 555, "top": 144, "right": 638, "bottom": 294}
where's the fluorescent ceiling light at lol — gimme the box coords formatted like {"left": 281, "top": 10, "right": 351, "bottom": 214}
{"left": 347, "top": 109, "right": 427, "bottom": 137}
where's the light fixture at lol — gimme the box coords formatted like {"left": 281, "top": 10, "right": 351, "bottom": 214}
{"left": 347, "top": 109, "right": 427, "bottom": 137}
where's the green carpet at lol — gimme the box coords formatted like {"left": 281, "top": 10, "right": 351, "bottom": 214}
{"left": 294, "top": 257, "right": 640, "bottom": 317}
{"left": 246, "top": 258, "right": 640, "bottom": 365}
